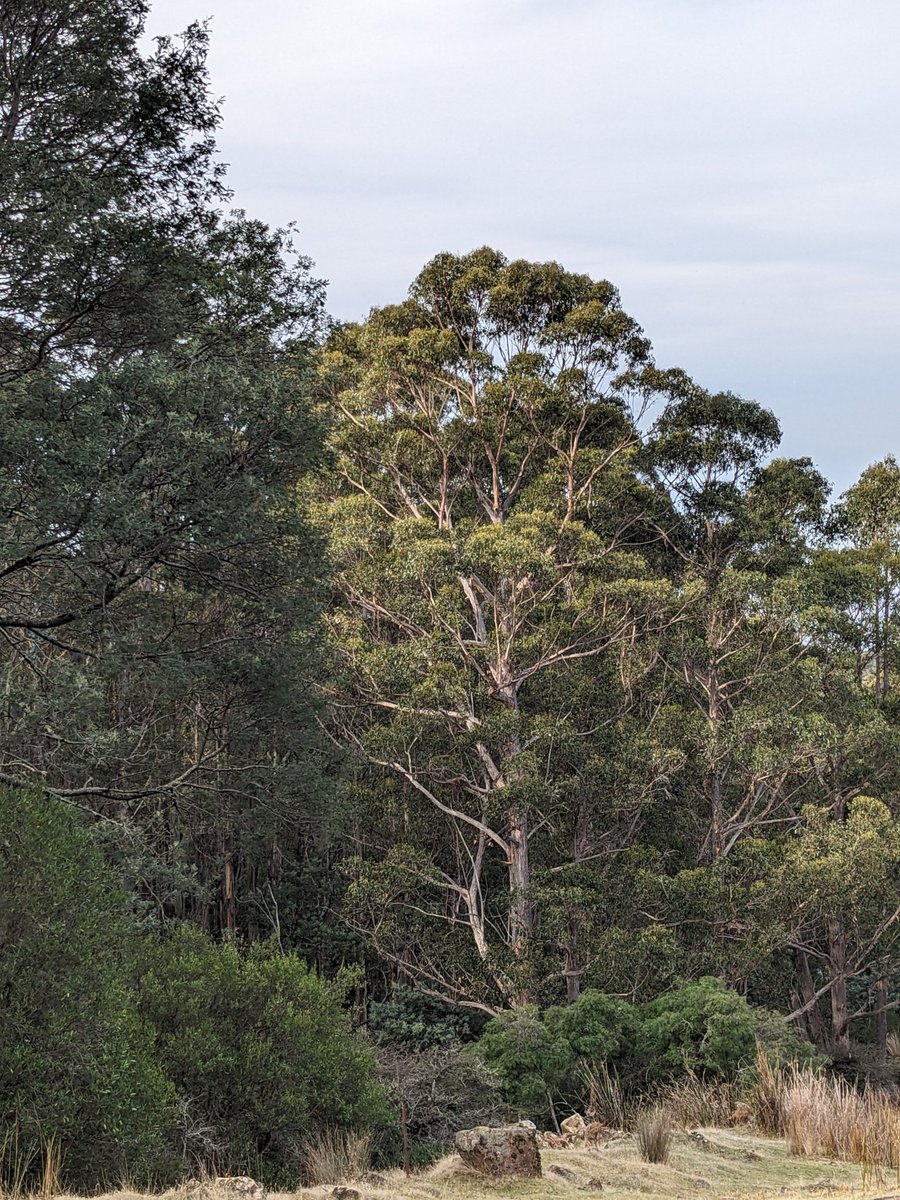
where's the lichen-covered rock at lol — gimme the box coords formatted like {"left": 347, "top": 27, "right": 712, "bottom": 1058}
{"left": 454, "top": 1124, "right": 542, "bottom": 1178}
{"left": 561, "top": 1112, "right": 587, "bottom": 1138}
{"left": 208, "top": 1179, "right": 267, "bottom": 1200}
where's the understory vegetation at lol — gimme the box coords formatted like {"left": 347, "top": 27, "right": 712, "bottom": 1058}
{"left": 0, "top": 0, "right": 898, "bottom": 1194}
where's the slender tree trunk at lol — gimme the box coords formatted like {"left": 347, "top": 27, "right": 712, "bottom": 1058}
{"left": 494, "top": 635, "right": 534, "bottom": 1000}
{"left": 507, "top": 805, "right": 532, "bottom": 957}
{"left": 874, "top": 973, "right": 888, "bottom": 1064}
{"left": 795, "top": 949, "right": 828, "bottom": 1048}
{"left": 882, "top": 585, "right": 890, "bottom": 698}
{"left": 565, "top": 926, "right": 582, "bottom": 1003}
{"left": 705, "top": 660, "right": 725, "bottom": 861}
{"left": 827, "top": 919, "right": 851, "bottom": 1058}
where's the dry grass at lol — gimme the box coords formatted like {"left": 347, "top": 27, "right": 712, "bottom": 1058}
{"left": 747, "top": 1043, "right": 788, "bottom": 1136}
{"left": 580, "top": 1060, "right": 633, "bottom": 1129}
{"left": 14, "top": 1128, "right": 882, "bottom": 1200}
{"left": 295, "top": 1128, "right": 372, "bottom": 1187}
{"left": 0, "top": 1129, "right": 61, "bottom": 1200}
{"left": 780, "top": 1070, "right": 900, "bottom": 1170}
{"left": 658, "top": 1072, "right": 740, "bottom": 1130}
{"left": 635, "top": 1107, "right": 674, "bottom": 1164}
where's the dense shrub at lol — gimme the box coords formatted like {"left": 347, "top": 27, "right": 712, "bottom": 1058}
{"left": 0, "top": 791, "right": 174, "bottom": 1191}
{"left": 475, "top": 1007, "right": 574, "bottom": 1113}
{"left": 476, "top": 978, "right": 820, "bottom": 1118}
{"left": 544, "top": 989, "right": 640, "bottom": 1064}
{"left": 137, "top": 931, "right": 392, "bottom": 1186}
{"left": 368, "top": 988, "right": 481, "bottom": 1048}
{"left": 638, "top": 977, "right": 760, "bottom": 1079}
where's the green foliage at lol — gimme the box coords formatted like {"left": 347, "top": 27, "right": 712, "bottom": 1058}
{"left": 475, "top": 1007, "right": 574, "bottom": 1113}
{"left": 137, "top": 931, "right": 392, "bottom": 1186}
{"left": 638, "top": 978, "right": 759, "bottom": 1079}
{"left": 543, "top": 989, "right": 640, "bottom": 1064}
{"left": 0, "top": 791, "right": 174, "bottom": 1190}
{"left": 368, "top": 988, "right": 482, "bottom": 1049}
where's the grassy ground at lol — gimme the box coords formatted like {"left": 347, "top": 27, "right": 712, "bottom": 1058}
{"left": 73, "top": 1129, "right": 897, "bottom": 1200}
{"left": 321, "top": 1128, "right": 897, "bottom": 1195}
{"left": 295, "top": 1128, "right": 896, "bottom": 1200}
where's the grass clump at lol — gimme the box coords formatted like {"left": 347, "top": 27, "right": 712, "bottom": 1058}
{"left": 659, "top": 1071, "right": 740, "bottom": 1129}
{"left": 635, "top": 1107, "right": 674, "bottom": 1164}
{"left": 781, "top": 1071, "right": 900, "bottom": 1170}
{"left": 297, "top": 1129, "right": 372, "bottom": 1186}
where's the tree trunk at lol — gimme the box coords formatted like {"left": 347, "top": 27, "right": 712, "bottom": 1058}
{"left": 795, "top": 949, "right": 829, "bottom": 1048}
{"left": 827, "top": 919, "right": 851, "bottom": 1058}
{"left": 874, "top": 972, "right": 888, "bottom": 1064}
{"left": 507, "top": 804, "right": 533, "bottom": 968}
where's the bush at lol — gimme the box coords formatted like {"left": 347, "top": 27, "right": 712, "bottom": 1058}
{"left": 368, "top": 988, "right": 480, "bottom": 1049}
{"left": 544, "top": 990, "right": 639, "bottom": 1065}
{"left": 638, "top": 978, "right": 758, "bottom": 1079}
{"left": 475, "top": 1007, "right": 573, "bottom": 1115}
{"left": 0, "top": 790, "right": 174, "bottom": 1191}
{"left": 138, "top": 930, "right": 392, "bottom": 1186}
{"left": 376, "top": 1041, "right": 503, "bottom": 1157}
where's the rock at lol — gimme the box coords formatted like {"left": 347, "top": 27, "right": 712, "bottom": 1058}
{"left": 561, "top": 1113, "right": 587, "bottom": 1139}
{"left": 548, "top": 1166, "right": 604, "bottom": 1191}
{"left": 331, "top": 1189, "right": 367, "bottom": 1200}
{"left": 688, "top": 1130, "right": 714, "bottom": 1150}
{"left": 454, "top": 1124, "right": 542, "bottom": 1178}
{"left": 549, "top": 1165, "right": 583, "bottom": 1182}
{"left": 212, "top": 1179, "right": 267, "bottom": 1200}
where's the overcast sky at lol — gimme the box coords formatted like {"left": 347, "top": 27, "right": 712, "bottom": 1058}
{"left": 147, "top": 0, "right": 900, "bottom": 494}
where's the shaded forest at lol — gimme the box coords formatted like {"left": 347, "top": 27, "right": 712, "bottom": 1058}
{"left": 0, "top": 0, "right": 897, "bottom": 1190}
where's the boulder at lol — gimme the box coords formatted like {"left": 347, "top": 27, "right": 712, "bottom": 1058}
{"left": 561, "top": 1113, "right": 587, "bottom": 1139}
{"left": 454, "top": 1124, "right": 542, "bottom": 1178}
{"left": 208, "top": 1179, "right": 266, "bottom": 1200}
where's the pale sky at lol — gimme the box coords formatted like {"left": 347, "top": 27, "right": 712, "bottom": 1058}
{"left": 147, "top": 0, "right": 900, "bottom": 494}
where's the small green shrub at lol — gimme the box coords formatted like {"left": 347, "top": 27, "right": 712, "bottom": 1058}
{"left": 138, "top": 930, "right": 392, "bottom": 1187}
{"left": 544, "top": 989, "right": 639, "bottom": 1065}
{"left": 475, "top": 1007, "right": 573, "bottom": 1114}
{"left": 0, "top": 790, "right": 174, "bottom": 1192}
{"left": 368, "top": 988, "right": 481, "bottom": 1049}
{"left": 638, "top": 977, "right": 758, "bottom": 1079}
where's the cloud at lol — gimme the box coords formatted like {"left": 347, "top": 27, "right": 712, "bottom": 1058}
{"left": 146, "top": 0, "right": 900, "bottom": 490}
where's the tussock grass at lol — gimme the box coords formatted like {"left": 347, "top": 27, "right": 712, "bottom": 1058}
{"left": 738, "top": 1043, "right": 900, "bottom": 1173}
{"left": 747, "top": 1044, "right": 787, "bottom": 1136}
{"left": 635, "top": 1107, "right": 674, "bottom": 1164}
{"left": 780, "top": 1069, "right": 900, "bottom": 1170}
{"left": 296, "top": 1128, "right": 372, "bottom": 1186}
{"left": 659, "top": 1072, "right": 740, "bottom": 1130}
{"left": 581, "top": 1060, "right": 633, "bottom": 1129}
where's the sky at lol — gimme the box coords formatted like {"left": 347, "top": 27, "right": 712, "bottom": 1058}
{"left": 146, "top": 0, "right": 900, "bottom": 495}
